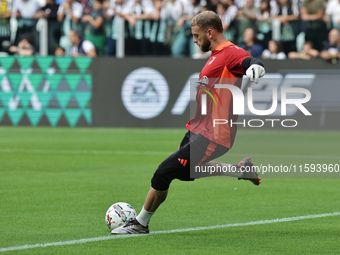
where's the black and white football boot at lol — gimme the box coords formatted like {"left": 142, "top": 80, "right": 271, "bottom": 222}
{"left": 111, "top": 219, "right": 149, "bottom": 234}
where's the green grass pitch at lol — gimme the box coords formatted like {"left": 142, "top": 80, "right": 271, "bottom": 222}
{"left": 0, "top": 127, "right": 339, "bottom": 254}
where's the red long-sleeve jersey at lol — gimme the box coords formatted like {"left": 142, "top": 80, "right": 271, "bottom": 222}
{"left": 186, "top": 41, "right": 250, "bottom": 149}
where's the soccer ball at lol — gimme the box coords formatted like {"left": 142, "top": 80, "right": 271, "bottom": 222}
{"left": 105, "top": 202, "right": 137, "bottom": 230}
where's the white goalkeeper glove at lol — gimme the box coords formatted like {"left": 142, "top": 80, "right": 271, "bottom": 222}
{"left": 246, "top": 64, "right": 265, "bottom": 84}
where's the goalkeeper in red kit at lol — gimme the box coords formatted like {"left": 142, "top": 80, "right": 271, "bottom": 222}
{"left": 112, "top": 11, "right": 266, "bottom": 234}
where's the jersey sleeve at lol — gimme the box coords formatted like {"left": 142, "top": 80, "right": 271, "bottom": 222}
{"left": 224, "top": 44, "right": 250, "bottom": 76}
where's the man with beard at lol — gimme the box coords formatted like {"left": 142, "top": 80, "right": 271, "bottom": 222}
{"left": 111, "top": 11, "right": 265, "bottom": 235}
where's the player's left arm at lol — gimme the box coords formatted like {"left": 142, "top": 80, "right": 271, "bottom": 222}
{"left": 225, "top": 45, "right": 265, "bottom": 84}
{"left": 242, "top": 57, "right": 266, "bottom": 84}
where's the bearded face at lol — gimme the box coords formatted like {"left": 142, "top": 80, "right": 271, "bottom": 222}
{"left": 200, "top": 35, "right": 211, "bottom": 52}
{"left": 192, "top": 25, "right": 212, "bottom": 52}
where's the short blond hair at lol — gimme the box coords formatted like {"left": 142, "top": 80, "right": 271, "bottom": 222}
{"left": 191, "top": 11, "right": 223, "bottom": 33}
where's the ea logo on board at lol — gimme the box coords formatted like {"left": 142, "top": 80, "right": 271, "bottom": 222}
{"left": 121, "top": 67, "right": 169, "bottom": 119}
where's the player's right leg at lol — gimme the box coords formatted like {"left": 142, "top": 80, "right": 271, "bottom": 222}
{"left": 236, "top": 157, "right": 261, "bottom": 185}
{"left": 200, "top": 157, "right": 261, "bottom": 185}
{"left": 111, "top": 132, "right": 192, "bottom": 234}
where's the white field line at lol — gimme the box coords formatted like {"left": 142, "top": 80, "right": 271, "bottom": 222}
{"left": 0, "top": 212, "right": 340, "bottom": 252}
{"left": 0, "top": 148, "right": 338, "bottom": 160}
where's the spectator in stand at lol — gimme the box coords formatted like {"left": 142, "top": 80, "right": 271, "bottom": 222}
{"left": 217, "top": 0, "right": 238, "bottom": 42}
{"left": 34, "top": 0, "right": 60, "bottom": 55}
{"left": 149, "top": 0, "right": 171, "bottom": 55}
{"left": 103, "top": 0, "right": 127, "bottom": 56}
{"left": 262, "top": 39, "right": 286, "bottom": 59}
{"left": 300, "top": 0, "right": 327, "bottom": 51}
{"left": 239, "top": 27, "right": 263, "bottom": 57}
{"left": 0, "top": 0, "right": 12, "bottom": 52}
{"left": 236, "top": 0, "right": 259, "bottom": 44}
{"left": 123, "top": 0, "right": 155, "bottom": 55}
{"left": 171, "top": 0, "right": 202, "bottom": 57}
{"left": 236, "top": 0, "right": 267, "bottom": 9}
{"left": 54, "top": 45, "right": 66, "bottom": 55}
{"left": 161, "top": 0, "right": 182, "bottom": 42}
{"left": 9, "top": 32, "right": 35, "bottom": 55}
{"left": 82, "top": 0, "right": 106, "bottom": 55}
{"left": 203, "top": 0, "right": 219, "bottom": 12}
{"left": 269, "top": 0, "right": 277, "bottom": 15}
{"left": 325, "top": 0, "right": 340, "bottom": 30}
{"left": 57, "top": 0, "right": 83, "bottom": 54}
{"left": 288, "top": 41, "right": 319, "bottom": 59}
{"left": 234, "top": 0, "right": 245, "bottom": 8}
{"left": 68, "top": 29, "right": 97, "bottom": 56}
{"left": 271, "top": 0, "right": 299, "bottom": 54}
{"left": 11, "top": 0, "right": 41, "bottom": 44}
{"left": 320, "top": 28, "right": 340, "bottom": 62}
{"left": 257, "top": 0, "right": 271, "bottom": 48}
{"left": 80, "top": 0, "right": 93, "bottom": 14}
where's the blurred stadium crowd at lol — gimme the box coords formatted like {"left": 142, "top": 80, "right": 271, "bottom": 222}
{"left": 0, "top": 0, "right": 340, "bottom": 61}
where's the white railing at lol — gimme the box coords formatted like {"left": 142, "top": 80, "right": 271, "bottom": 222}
{"left": 116, "top": 16, "right": 125, "bottom": 58}
{"left": 36, "top": 18, "right": 48, "bottom": 56}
